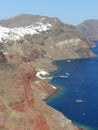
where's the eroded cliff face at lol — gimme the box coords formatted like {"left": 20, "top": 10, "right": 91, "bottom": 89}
{"left": 0, "top": 54, "right": 82, "bottom": 130}
{"left": 0, "top": 55, "right": 82, "bottom": 130}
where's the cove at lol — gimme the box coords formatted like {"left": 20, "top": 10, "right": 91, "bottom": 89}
{"left": 46, "top": 41, "right": 98, "bottom": 130}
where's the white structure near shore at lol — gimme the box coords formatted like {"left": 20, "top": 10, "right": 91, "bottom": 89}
{"left": 36, "top": 70, "right": 52, "bottom": 80}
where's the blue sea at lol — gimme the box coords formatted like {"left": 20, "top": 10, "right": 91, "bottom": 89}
{"left": 46, "top": 41, "right": 98, "bottom": 130}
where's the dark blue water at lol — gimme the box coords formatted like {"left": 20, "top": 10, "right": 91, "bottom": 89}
{"left": 47, "top": 41, "right": 98, "bottom": 130}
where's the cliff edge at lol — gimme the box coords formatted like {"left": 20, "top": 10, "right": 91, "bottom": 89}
{"left": 0, "top": 54, "right": 82, "bottom": 130}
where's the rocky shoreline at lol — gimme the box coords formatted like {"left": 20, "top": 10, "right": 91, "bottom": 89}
{"left": 0, "top": 53, "right": 84, "bottom": 130}
{"left": 35, "top": 64, "right": 84, "bottom": 130}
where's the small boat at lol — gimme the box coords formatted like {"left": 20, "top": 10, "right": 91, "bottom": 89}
{"left": 59, "top": 75, "right": 68, "bottom": 78}
{"left": 67, "top": 59, "right": 71, "bottom": 62}
{"left": 65, "top": 72, "right": 69, "bottom": 76}
{"left": 76, "top": 99, "right": 83, "bottom": 103}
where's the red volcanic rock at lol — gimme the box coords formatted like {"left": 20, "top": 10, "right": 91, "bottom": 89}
{"left": 30, "top": 116, "right": 50, "bottom": 130}
{"left": 10, "top": 72, "right": 35, "bottom": 112}
{"left": 0, "top": 57, "right": 82, "bottom": 130}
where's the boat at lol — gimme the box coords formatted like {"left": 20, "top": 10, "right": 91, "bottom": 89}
{"left": 59, "top": 75, "right": 68, "bottom": 78}
{"left": 65, "top": 72, "right": 69, "bottom": 75}
{"left": 76, "top": 99, "right": 83, "bottom": 103}
{"left": 67, "top": 59, "right": 71, "bottom": 62}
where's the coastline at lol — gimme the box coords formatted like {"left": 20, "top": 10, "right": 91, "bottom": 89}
{"left": 35, "top": 47, "right": 98, "bottom": 130}
{"left": 41, "top": 65, "right": 84, "bottom": 130}
{"left": 35, "top": 67, "right": 84, "bottom": 129}
{"left": 45, "top": 82, "right": 84, "bottom": 130}
{"left": 45, "top": 56, "right": 98, "bottom": 130}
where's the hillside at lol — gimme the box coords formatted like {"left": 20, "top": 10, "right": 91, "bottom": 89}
{"left": 0, "top": 14, "right": 95, "bottom": 64}
{"left": 0, "top": 52, "right": 82, "bottom": 130}
{"left": 0, "top": 14, "right": 96, "bottom": 130}
{"left": 0, "top": 14, "right": 62, "bottom": 28}
{"left": 76, "top": 19, "right": 98, "bottom": 41}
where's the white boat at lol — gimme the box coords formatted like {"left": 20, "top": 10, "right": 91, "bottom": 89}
{"left": 59, "top": 75, "right": 68, "bottom": 78}
{"left": 67, "top": 59, "right": 71, "bottom": 62}
{"left": 65, "top": 72, "right": 69, "bottom": 76}
{"left": 76, "top": 99, "right": 83, "bottom": 103}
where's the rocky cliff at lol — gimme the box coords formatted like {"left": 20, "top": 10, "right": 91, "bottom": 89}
{"left": 0, "top": 53, "right": 82, "bottom": 130}
{"left": 0, "top": 14, "right": 95, "bottom": 130}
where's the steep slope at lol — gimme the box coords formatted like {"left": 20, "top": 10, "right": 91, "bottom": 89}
{"left": 0, "top": 54, "right": 82, "bottom": 130}
{"left": 76, "top": 19, "right": 98, "bottom": 41}
{"left": 0, "top": 14, "right": 95, "bottom": 63}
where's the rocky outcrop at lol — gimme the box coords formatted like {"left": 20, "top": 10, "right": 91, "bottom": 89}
{"left": 0, "top": 51, "right": 7, "bottom": 63}
{"left": 9, "top": 72, "right": 35, "bottom": 112}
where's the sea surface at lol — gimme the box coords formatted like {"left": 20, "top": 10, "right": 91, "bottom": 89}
{"left": 46, "top": 41, "right": 98, "bottom": 130}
